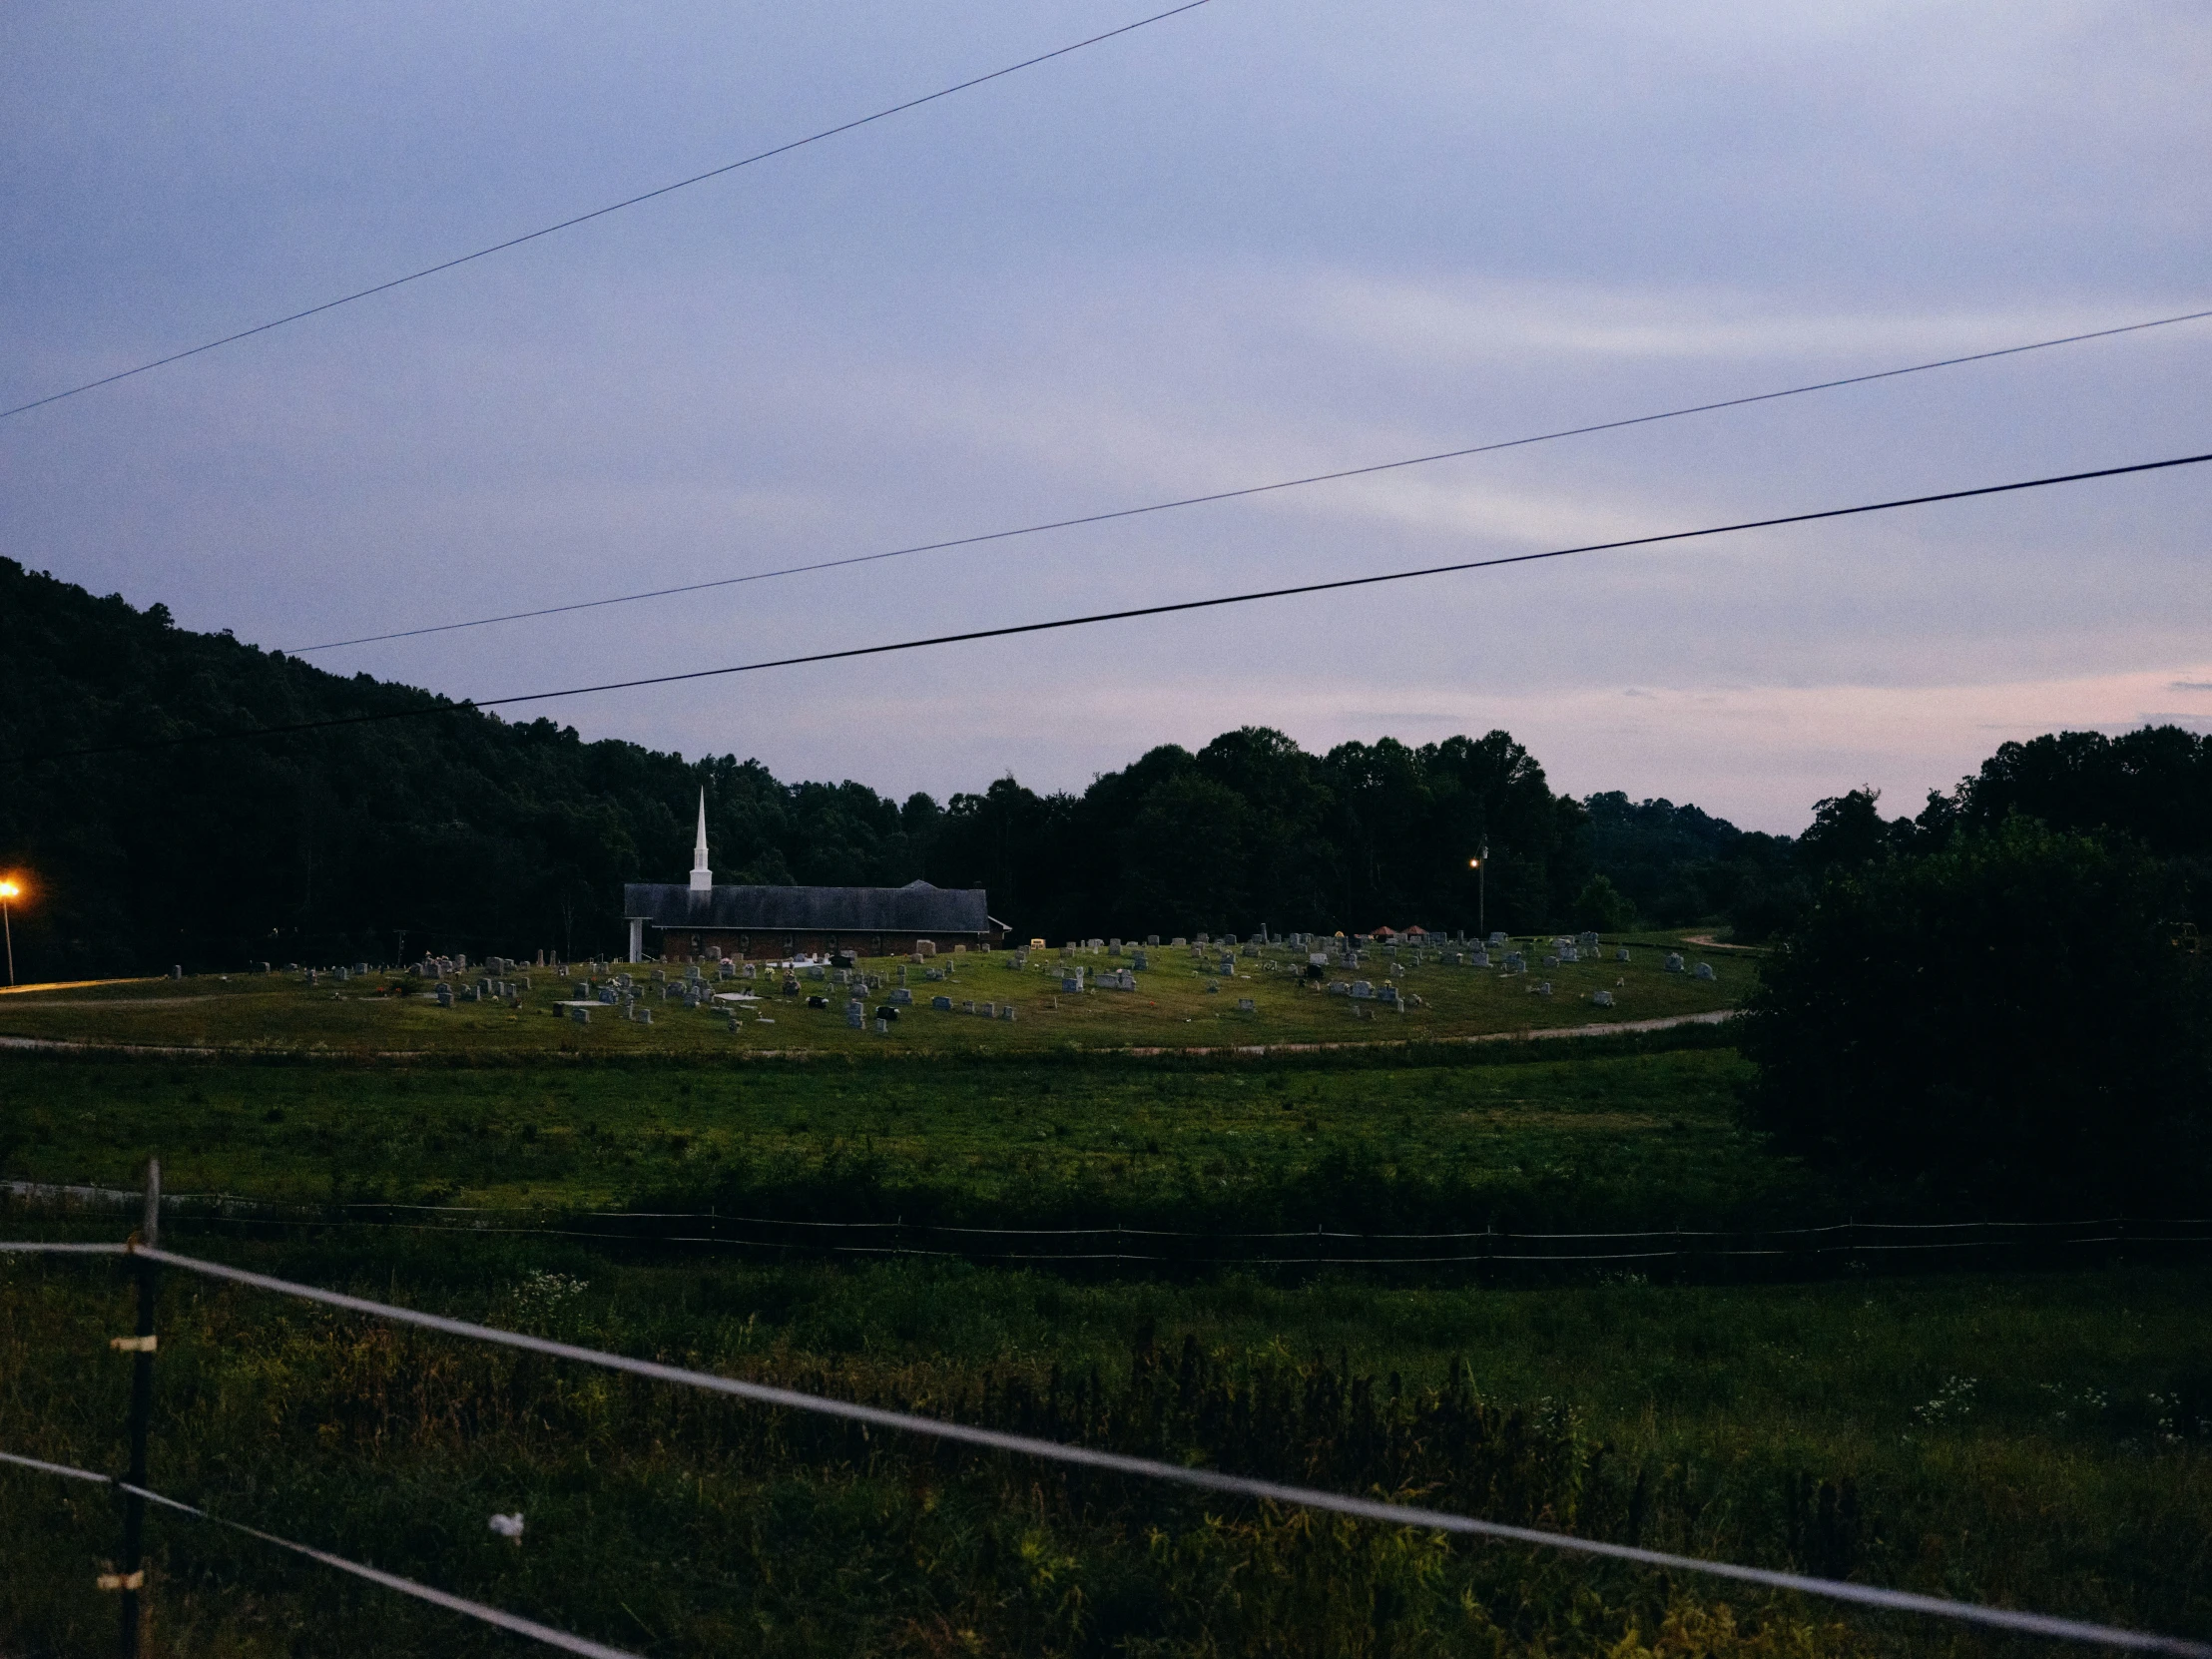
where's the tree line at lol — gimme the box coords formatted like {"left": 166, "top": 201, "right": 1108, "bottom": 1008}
{"left": 2, "top": 557, "right": 2205, "bottom": 976}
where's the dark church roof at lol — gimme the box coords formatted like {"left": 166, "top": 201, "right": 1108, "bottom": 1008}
{"left": 623, "top": 879, "right": 991, "bottom": 934}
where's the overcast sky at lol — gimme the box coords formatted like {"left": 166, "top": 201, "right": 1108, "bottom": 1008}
{"left": 4, "top": 1, "right": 2207, "bottom": 831}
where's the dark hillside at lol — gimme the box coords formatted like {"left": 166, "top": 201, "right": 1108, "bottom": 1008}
{"left": 0, "top": 564, "right": 1593, "bottom": 973}
{"left": 1579, "top": 792, "right": 1796, "bottom": 928}
{"left": 0, "top": 560, "right": 931, "bottom": 975}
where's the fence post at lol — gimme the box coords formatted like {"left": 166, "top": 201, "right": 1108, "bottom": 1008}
{"left": 119, "top": 1158, "right": 160, "bottom": 1659}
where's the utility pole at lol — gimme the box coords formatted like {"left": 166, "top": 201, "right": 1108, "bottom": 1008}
{"left": 1469, "top": 843, "right": 1488, "bottom": 939}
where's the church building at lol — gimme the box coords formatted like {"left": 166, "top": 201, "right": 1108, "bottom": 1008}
{"left": 622, "top": 793, "right": 1004, "bottom": 962}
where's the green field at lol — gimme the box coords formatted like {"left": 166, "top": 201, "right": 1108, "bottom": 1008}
{"left": 3, "top": 958, "right": 2207, "bottom": 1658}
{"left": 0, "top": 933, "right": 1740, "bottom": 1059}
{"left": 1, "top": 1237, "right": 2206, "bottom": 1657}
{"left": 0, "top": 1036, "right": 1877, "bottom": 1237}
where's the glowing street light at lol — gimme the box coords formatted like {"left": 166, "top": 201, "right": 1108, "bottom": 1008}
{"left": 0, "top": 877, "right": 19, "bottom": 987}
{"left": 1467, "top": 842, "right": 1489, "bottom": 939}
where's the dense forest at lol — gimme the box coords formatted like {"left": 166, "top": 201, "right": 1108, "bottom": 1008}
{"left": 1, "top": 558, "right": 2205, "bottom": 975}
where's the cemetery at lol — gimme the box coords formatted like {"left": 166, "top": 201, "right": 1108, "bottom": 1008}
{"left": 0, "top": 926, "right": 1738, "bottom": 1058}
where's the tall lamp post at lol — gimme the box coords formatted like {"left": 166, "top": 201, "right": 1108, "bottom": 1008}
{"left": 0, "top": 878, "right": 18, "bottom": 987}
{"left": 1468, "top": 843, "right": 1488, "bottom": 940}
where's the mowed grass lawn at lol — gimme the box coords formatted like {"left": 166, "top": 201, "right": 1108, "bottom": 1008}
{"left": 0, "top": 1040, "right": 1848, "bottom": 1232}
{"left": 0, "top": 934, "right": 1741, "bottom": 1058}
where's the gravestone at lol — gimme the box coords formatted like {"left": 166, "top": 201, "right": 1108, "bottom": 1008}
{"left": 639, "top": 1007, "right": 654, "bottom": 1025}
{"left": 1488, "top": 931, "right": 1507, "bottom": 947}
{"left": 845, "top": 1004, "right": 864, "bottom": 1029}
{"left": 890, "top": 987, "right": 913, "bottom": 1006}
{"left": 1380, "top": 984, "right": 1399, "bottom": 1006}
{"left": 569, "top": 1004, "right": 589, "bottom": 1025}
{"left": 1352, "top": 980, "right": 1375, "bottom": 999}
{"left": 961, "top": 999, "right": 976, "bottom": 1015}
{"left": 999, "top": 1004, "right": 1017, "bottom": 1021}
{"left": 932, "top": 995, "right": 953, "bottom": 1011}
{"left": 1578, "top": 932, "right": 1600, "bottom": 951}
{"left": 1237, "top": 997, "right": 1256, "bottom": 1012}
{"left": 1205, "top": 982, "right": 1219, "bottom": 993}
{"left": 1664, "top": 953, "right": 1684, "bottom": 973}
{"left": 980, "top": 1002, "right": 996, "bottom": 1017}
{"left": 1532, "top": 980, "right": 1552, "bottom": 996}
{"left": 1171, "top": 937, "right": 1187, "bottom": 947}
{"left": 1503, "top": 952, "right": 1526, "bottom": 974}
{"left": 1541, "top": 954, "right": 1560, "bottom": 968}
{"left": 1470, "top": 948, "right": 1490, "bottom": 967}
{"left": 1615, "top": 947, "right": 1631, "bottom": 963}
{"left": 1147, "top": 934, "right": 1160, "bottom": 946}
{"left": 1694, "top": 961, "right": 1716, "bottom": 981}
{"left": 875, "top": 1017, "right": 888, "bottom": 1034}
{"left": 1132, "top": 951, "right": 1149, "bottom": 970}
{"left": 435, "top": 984, "right": 453, "bottom": 1008}
{"left": 1592, "top": 990, "right": 1615, "bottom": 1008}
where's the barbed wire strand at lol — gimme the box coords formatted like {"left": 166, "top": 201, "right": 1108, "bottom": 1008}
{"left": 19, "top": 1243, "right": 2176, "bottom": 1656}
{"left": 0, "top": 1449, "right": 643, "bottom": 1659}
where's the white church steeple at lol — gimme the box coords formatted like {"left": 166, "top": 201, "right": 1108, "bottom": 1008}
{"left": 689, "top": 789, "right": 713, "bottom": 891}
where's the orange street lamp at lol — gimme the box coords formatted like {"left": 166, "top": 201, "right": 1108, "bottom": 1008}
{"left": 1467, "top": 842, "right": 1488, "bottom": 939}
{"left": 0, "top": 877, "right": 18, "bottom": 987}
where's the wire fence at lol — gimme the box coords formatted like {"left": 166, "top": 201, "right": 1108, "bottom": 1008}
{"left": 0, "top": 1448, "right": 642, "bottom": 1659}
{"left": 1, "top": 1200, "right": 2208, "bottom": 1658}
{"left": 8, "top": 1179, "right": 2210, "bottom": 1272}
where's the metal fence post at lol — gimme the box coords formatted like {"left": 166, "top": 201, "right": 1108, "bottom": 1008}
{"left": 119, "top": 1158, "right": 160, "bottom": 1659}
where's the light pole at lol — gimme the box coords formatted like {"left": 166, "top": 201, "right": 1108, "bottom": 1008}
{"left": 0, "top": 878, "right": 17, "bottom": 987}
{"left": 1468, "top": 844, "right": 1487, "bottom": 940}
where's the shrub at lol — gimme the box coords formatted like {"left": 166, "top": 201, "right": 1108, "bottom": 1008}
{"left": 1739, "top": 820, "right": 2210, "bottom": 1199}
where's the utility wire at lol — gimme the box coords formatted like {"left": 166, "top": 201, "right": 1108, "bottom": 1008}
{"left": 0, "top": 0, "right": 1214, "bottom": 424}
{"left": 0, "top": 1449, "right": 643, "bottom": 1659}
{"left": 287, "top": 304, "right": 2212, "bottom": 654}
{"left": 6, "top": 448, "right": 2207, "bottom": 768}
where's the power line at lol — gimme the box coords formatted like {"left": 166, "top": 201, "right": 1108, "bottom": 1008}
{"left": 24, "top": 1244, "right": 2209, "bottom": 1656}
{"left": 287, "top": 305, "right": 2212, "bottom": 654}
{"left": 0, "top": 0, "right": 1215, "bottom": 425}
{"left": 6, "top": 448, "right": 2205, "bottom": 768}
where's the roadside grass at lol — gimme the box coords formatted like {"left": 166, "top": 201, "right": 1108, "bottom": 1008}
{"left": 0, "top": 1240, "right": 2204, "bottom": 1657}
{"left": 0, "top": 934, "right": 1740, "bottom": 1058}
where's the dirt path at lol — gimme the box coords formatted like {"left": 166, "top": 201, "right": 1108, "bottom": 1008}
{"left": 0, "top": 1008, "right": 1740, "bottom": 1064}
